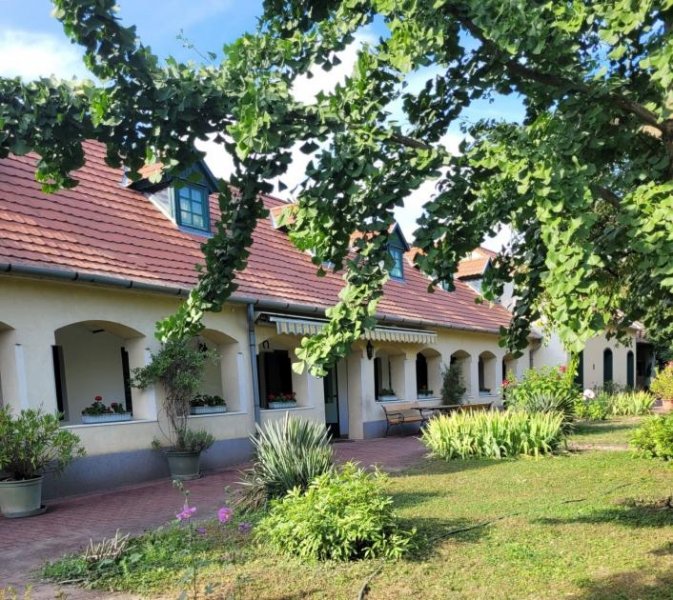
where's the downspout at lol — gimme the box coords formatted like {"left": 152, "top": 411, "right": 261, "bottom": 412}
{"left": 247, "top": 303, "right": 261, "bottom": 425}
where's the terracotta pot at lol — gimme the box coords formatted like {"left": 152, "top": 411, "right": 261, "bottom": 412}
{"left": 661, "top": 398, "right": 673, "bottom": 412}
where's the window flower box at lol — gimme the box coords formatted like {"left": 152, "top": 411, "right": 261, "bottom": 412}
{"left": 81, "top": 396, "right": 132, "bottom": 424}
{"left": 267, "top": 392, "right": 297, "bottom": 409}
{"left": 190, "top": 405, "right": 227, "bottom": 415}
{"left": 190, "top": 394, "right": 226, "bottom": 415}
{"left": 81, "top": 412, "right": 132, "bottom": 424}
{"left": 268, "top": 401, "right": 298, "bottom": 410}
{"left": 417, "top": 393, "right": 436, "bottom": 400}
{"left": 377, "top": 388, "right": 398, "bottom": 402}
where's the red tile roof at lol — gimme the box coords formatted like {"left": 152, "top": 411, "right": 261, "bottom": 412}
{"left": 0, "top": 142, "right": 512, "bottom": 334}
{"left": 457, "top": 257, "right": 489, "bottom": 279}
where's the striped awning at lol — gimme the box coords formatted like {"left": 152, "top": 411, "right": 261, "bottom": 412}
{"left": 265, "top": 314, "right": 437, "bottom": 345}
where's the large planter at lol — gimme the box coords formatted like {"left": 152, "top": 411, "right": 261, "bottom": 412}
{"left": 268, "top": 401, "right": 297, "bottom": 410}
{"left": 165, "top": 450, "right": 202, "bottom": 481}
{"left": 661, "top": 398, "right": 673, "bottom": 412}
{"left": 0, "top": 476, "right": 45, "bottom": 518}
{"left": 190, "top": 405, "right": 227, "bottom": 415}
{"left": 81, "top": 412, "right": 132, "bottom": 424}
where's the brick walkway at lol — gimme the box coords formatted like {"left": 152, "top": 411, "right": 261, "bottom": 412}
{"left": 0, "top": 436, "right": 425, "bottom": 598}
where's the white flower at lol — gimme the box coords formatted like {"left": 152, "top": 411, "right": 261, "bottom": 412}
{"left": 583, "top": 389, "right": 595, "bottom": 399}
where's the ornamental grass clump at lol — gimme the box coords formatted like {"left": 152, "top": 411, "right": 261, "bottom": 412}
{"left": 240, "top": 414, "right": 333, "bottom": 508}
{"left": 422, "top": 411, "right": 565, "bottom": 460}
{"left": 609, "top": 391, "right": 656, "bottom": 416}
{"left": 256, "top": 462, "right": 415, "bottom": 561}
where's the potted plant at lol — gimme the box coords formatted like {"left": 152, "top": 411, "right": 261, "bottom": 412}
{"left": 650, "top": 362, "right": 673, "bottom": 412}
{"left": 190, "top": 394, "right": 227, "bottom": 415}
{"left": 81, "top": 396, "right": 132, "bottom": 424}
{"left": 418, "top": 385, "right": 434, "bottom": 399}
{"left": 267, "top": 392, "right": 297, "bottom": 409}
{"left": 377, "top": 388, "right": 397, "bottom": 402}
{"left": 133, "top": 337, "right": 217, "bottom": 480}
{"left": 0, "top": 407, "right": 85, "bottom": 518}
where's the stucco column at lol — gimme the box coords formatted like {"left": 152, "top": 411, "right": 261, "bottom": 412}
{"left": 347, "top": 347, "right": 374, "bottom": 439}
{"left": 19, "top": 332, "right": 59, "bottom": 413}
{"left": 494, "top": 354, "right": 504, "bottom": 396}
{"left": 389, "top": 354, "right": 409, "bottom": 400}
{"left": 469, "top": 356, "right": 480, "bottom": 402}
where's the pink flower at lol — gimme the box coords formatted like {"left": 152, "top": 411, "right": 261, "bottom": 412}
{"left": 95, "top": 395, "right": 103, "bottom": 402}
{"left": 176, "top": 504, "right": 197, "bottom": 521}
{"left": 558, "top": 365, "right": 567, "bottom": 374}
{"left": 217, "top": 506, "right": 233, "bottom": 524}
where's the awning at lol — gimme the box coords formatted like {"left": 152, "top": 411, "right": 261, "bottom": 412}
{"left": 262, "top": 314, "right": 437, "bottom": 345}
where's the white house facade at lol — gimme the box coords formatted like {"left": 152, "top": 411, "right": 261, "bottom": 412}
{"left": 0, "top": 142, "right": 529, "bottom": 497}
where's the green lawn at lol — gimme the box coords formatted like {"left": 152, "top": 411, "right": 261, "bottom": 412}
{"left": 44, "top": 448, "right": 673, "bottom": 599}
{"left": 570, "top": 417, "right": 646, "bottom": 447}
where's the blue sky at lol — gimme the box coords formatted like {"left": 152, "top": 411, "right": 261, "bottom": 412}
{"left": 0, "top": 0, "right": 262, "bottom": 68}
{"left": 0, "top": 1, "right": 522, "bottom": 246}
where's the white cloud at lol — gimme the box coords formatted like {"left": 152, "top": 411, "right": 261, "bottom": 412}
{"left": 0, "top": 29, "right": 88, "bottom": 80}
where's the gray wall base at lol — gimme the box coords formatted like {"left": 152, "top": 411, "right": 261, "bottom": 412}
{"left": 43, "top": 437, "right": 253, "bottom": 499}
{"left": 362, "top": 419, "right": 423, "bottom": 439}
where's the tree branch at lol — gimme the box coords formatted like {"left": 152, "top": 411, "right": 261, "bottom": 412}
{"left": 447, "top": 6, "right": 664, "bottom": 133}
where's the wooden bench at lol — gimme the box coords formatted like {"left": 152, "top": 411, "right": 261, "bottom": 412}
{"left": 381, "top": 402, "right": 428, "bottom": 436}
{"left": 421, "top": 401, "right": 493, "bottom": 418}
{"left": 460, "top": 402, "right": 493, "bottom": 412}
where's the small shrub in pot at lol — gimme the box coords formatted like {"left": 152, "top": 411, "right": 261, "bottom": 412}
{"left": 0, "top": 407, "right": 85, "bottom": 517}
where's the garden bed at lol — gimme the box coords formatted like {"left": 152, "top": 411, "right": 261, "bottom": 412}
{"left": 41, "top": 445, "right": 673, "bottom": 599}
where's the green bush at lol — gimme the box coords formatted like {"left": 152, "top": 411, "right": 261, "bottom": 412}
{"left": 440, "top": 362, "right": 466, "bottom": 405}
{"left": 240, "top": 414, "right": 333, "bottom": 508}
{"left": 256, "top": 462, "right": 415, "bottom": 561}
{"left": 630, "top": 415, "right": 673, "bottom": 460}
{"left": 505, "top": 367, "right": 578, "bottom": 433}
{"left": 574, "top": 394, "right": 610, "bottom": 421}
{"left": 651, "top": 362, "right": 673, "bottom": 400}
{"left": 609, "top": 391, "right": 656, "bottom": 416}
{"left": 0, "top": 407, "right": 85, "bottom": 480}
{"left": 505, "top": 367, "right": 578, "bottom": 423}
{"left": 421, "top": 410, "right": 565, "bottom": 460}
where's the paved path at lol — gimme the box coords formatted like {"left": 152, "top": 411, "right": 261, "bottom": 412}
{"left": 0, "top": 436, "right": 426, "bottom": 599}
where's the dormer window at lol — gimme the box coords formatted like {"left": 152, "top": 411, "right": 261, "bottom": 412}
{"left": 130, "top": 160, "right": 219, "bottom": 236}
{"left": 176, "top": 184, "right": 209, "bottom": 231}
{"left": 389, "top": 245, "right": 404, "bottom": 279}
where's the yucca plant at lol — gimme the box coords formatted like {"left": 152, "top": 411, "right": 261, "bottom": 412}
{"left": 609, "top": 391, "right": 655, "bottom": 416}
{"left": 239, "top": 414, "right": 333, "bottom": 509}
{"left": 421, "top": 411, "right": 565, "bottom": 460}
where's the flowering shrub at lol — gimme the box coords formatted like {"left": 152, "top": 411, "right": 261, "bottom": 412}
{"left": 81, "top": 396, "right": 128, "bottom": 416}
{"left": 257, "top": 462, "right": 415, "bottom": 561}
{"left": 650, "top": 362, "right": 673, "bottom": 401}
{"left": 574, "top": 389, "right": 609, "bottom": 421}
